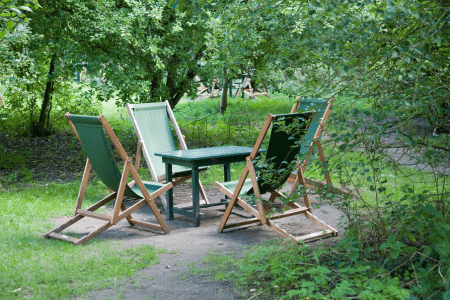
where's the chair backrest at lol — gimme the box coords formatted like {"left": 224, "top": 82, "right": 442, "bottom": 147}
{"left": 295, "top": 99, "right": 330, "bottom": 156}
{"left": 68, "top": 114, "right": 140, "bottom": 198}
{"left": 247, "top": 112, "right": 313, "bottom": 195}
{"left": 128, "top": 102, "right": 178, "bottom": 178}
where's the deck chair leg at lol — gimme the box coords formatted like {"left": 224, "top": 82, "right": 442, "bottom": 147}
{"left": 314, "top": 140, "right": 332, "bottom": 186}
{"left": 145, "top": 198, "right": 170, "bottom": 234}
{"left": 44, "top": 214, "right": 84, "bottom": 239}
{"left": 74, "top": 158, "right": 91, "bottom": 214}
{"left": 120, "top": 202, "right": 134, "bottom": 226}
{"left": 263, "top": 193, "right": 278, "bottom": 215}
{"left": 218, "top": 196, "right": 240, "bottom": 232}
{"left": 266, "top": 220, "right": 296, "bottom": 241}
{"left": 198, "top": 181, "right": 209, "bottom": 204}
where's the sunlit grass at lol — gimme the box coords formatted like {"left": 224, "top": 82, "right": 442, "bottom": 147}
{"left": 0, "top": 182, "right": 165, "bottom": 299}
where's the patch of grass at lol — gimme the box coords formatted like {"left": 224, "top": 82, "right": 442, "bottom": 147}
{"left": 301, "top": 146, "right": 449, "bottom": 207}
{"left": 0, "top": 182, "right": 165, "bottom": 299}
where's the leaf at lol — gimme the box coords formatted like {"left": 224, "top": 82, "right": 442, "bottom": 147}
{"left": 19, "top": 6, "right": 33, "bottom": 12}
{"left": 5, "top": 20, "right": 15, "bottom": 30}
{"left": 316, "top": 266, "right": 332, "bottom": 274}
{"left": 423, "top": 204, "right": 436, "bottom": 216}
{"left": 9, "top": 7, "right": 21, "bottom": 15}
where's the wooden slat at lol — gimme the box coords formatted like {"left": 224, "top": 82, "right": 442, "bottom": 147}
{"left": 304, "top": 211, "right": 338, "bottom": 234}
{"left": 76, "top": 221, "right": 112, "bottom": 245}
{"left": 294, "top": 230, "right": 334, "bottom": 242}
{"left": 223, "top": 217, "right": 262, "bottom": 229}
{"left": 48, "top": 232, "right": 80, "bottom": 244}
{"left": 314, "top": 140, "right": 332, "bottom": 185}
{"left": 165, "top": 100, "right": 188, "bottom": 151}
{"left": 112, "top": 159, "right": 131, "bottom": 224}
{"left": 77, "top": 209, "right": 111, "bottom": 221}
{"left": 74, "top": 158, "right": 91, "bottom": 215}
{"left": 268, "top": 207, "right": 309, "bottom": 220}
{"left": 119, "top": 199, "right": 146, "bottom": 224}
{"left": 99, "top": 115, "right": 128, "bottom": 162}
{"left": 86, "top": 193, "right": 116, "bottom": 212}
{"left": 214, "top": 181, "right": 234, "bottom": 199}
{"left": 266, "top": 220, "right": 292, "bottom": 240}
{"left": 236, "top": 198, "right": 261, "bottom": 219}
{"left": 246, "top": 157, "right": 266, "bottom": 224}
{"left": 43, "top": 214, "right": 84, "bottom": 238}
{"left": 249, "top": 114, "right": 273, "bottom": 158}
{"left": 127, "top": 162, "right": 170, "bottom": 234}
{"left": 129, "top": 219, "right": 163, "bottom": 231}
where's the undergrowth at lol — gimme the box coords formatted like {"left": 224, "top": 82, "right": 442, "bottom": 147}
{"left": 189, "top": 240, "right": 410, "bottom": 299}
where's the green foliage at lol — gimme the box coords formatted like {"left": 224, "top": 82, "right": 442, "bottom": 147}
{"left": 175, "top": 95, "right": 296, "bottom": 148}
{"left": 191, "top": 241, "right": 410, "bottom": 299}
{"left": 61, "top": 0, "right": 209, "bottom": 108}
{"left": 0, "top": 182, "right": 165, "bottom": 299}
{"left": 0, "top": 0, "right": 38, "bottom": 40}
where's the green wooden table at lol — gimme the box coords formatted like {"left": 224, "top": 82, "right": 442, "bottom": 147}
{"left": 155, "top": 146, "right": 266, "bottom": 227}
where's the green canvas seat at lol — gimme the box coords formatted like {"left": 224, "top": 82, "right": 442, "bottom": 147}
{"left": 215, "top": 112, "right": 338, "bottom": 243}
{"left": 126, "top": 101, "right": 209, "bottom": 214}
{"left": 44, "top": 114, "right": 171, "bottom": 245}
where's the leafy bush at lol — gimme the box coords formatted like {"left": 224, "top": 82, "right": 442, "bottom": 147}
{"left": 191, "top": 241, "right": 410, "bottom": 299}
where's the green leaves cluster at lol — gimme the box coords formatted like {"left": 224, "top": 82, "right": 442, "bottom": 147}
{"left": 193, "top": 242, "right": 410, "bottom": 299}
{"left": 0, "top": 0, "right": 37, "bottom": 40}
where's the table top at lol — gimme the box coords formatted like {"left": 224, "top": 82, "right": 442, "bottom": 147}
{"left": 155, "top": 146, "right": 263, "bottom": 161}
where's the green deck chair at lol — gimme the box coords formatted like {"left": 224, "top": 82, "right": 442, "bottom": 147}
{"left": 287, "top": 98, "right": 351, "bottom": 197}
{"left": 126, "top": 101, "right": 209, "bottom": 214}
{"left": 44, "top": 113, "right": 171, "bottom": 245}
{"left": 215, "top": 112, "right": 338, "bottom": 243}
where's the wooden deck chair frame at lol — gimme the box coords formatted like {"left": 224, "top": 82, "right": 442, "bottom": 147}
{"left": 215, "top": 113, "right": 338, "bottom": 243}
{"left": 287, "top": 97, "right": 353, "bottom": 198}
{"left": 209, "top": 77, "right": 222, "bottom": 98}
{"left": 195, "top": 75, "right": 222, "bottom": 98}
{"left": 44, "top": 113, "right": 171, "bottom": 245}
{"left": 126, "top": 101, "right": 209, "bottom": 214}
{"left": 233, "top": 75, "right": 271, "bottom": 99}
{"left": 194, "top": 75, "right": 210, "bottom": 97}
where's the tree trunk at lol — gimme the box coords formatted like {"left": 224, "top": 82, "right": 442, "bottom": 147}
{"left": 220, "top": 78, "right": 229, "bottom": 115}
{"left": 35, "top": 54, "right": 56, "bottom": 136}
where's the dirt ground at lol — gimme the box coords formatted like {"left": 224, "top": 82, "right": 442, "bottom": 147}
{"left": 51, "top": 184, "right": 345, "bottom": 300}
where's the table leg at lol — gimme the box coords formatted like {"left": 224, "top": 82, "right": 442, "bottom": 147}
{"left": 224, "top": 163, "right": 231, "bottom": 200}
{"left": 166, "top": 163, "right": 173, "bottom": 220}
{"left": 192, "top": 167, "right": 200, "bottom": 227}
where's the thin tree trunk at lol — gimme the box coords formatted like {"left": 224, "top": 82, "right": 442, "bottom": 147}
{"left": 220, "top": 78, "right": 229, "bottom": 115}
{"left": 36, "top": 54, "right": 56, "bottom": 135}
